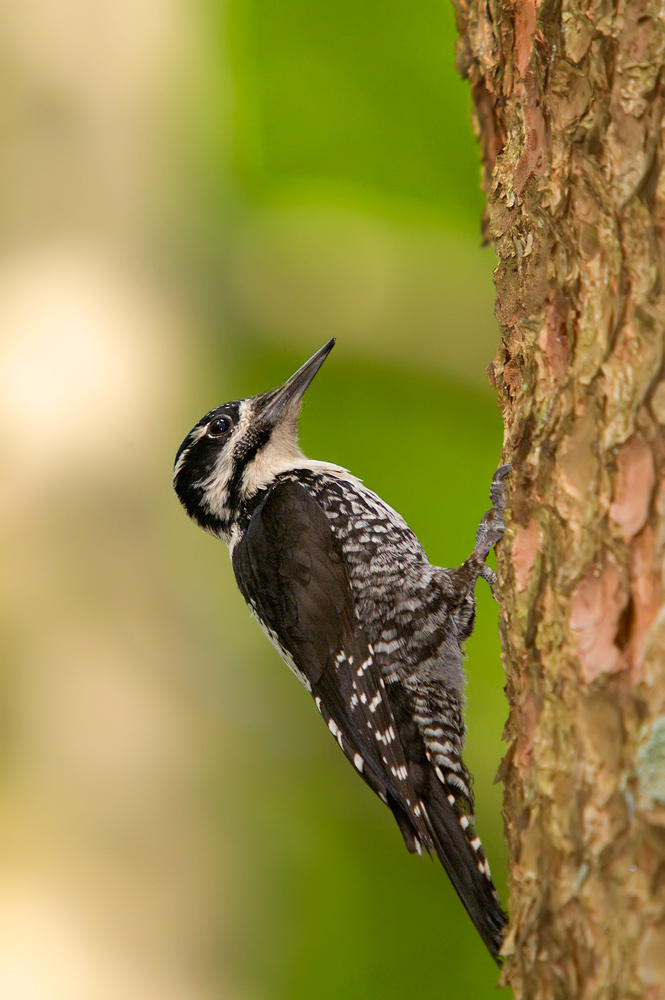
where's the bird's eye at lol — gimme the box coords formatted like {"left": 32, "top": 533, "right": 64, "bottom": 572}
{"left": 207, "top": 415, "right": 232, "bottom": 437}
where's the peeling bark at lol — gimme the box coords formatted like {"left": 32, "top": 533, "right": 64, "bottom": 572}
{"left": 452, "top": 0, "right": 665, "bottom": 995}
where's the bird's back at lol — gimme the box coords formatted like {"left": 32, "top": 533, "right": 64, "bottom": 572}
{"left": 276, "top": 467, "right": 467, "bottom": 689}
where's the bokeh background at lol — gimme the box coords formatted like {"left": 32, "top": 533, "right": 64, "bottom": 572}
{"left": 0, "top": 1, "right": 509, "bottom": 997}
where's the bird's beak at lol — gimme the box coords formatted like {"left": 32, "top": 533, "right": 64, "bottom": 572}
{"left": 261, "top": 338, "right": 336, "bottom": 423}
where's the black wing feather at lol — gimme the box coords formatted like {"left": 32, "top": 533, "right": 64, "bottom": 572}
{"left": 232, "top": 481, "right": 428, "bottom": 826}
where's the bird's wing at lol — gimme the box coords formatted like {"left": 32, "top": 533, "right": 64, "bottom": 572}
{"left": 231, "top": 478, "right": 431, "bottom": 848}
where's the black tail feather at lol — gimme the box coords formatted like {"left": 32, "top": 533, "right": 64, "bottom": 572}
{"left": 424, "top": 780, "right": 507, "bottom": 963}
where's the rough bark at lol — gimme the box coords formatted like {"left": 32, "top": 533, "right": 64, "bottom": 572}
{"left": 451, "top": 0, "right": 665, "bottom": 996}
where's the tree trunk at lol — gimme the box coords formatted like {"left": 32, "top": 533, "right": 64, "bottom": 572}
{"left": 452, "top": 0, "right": 665, "bottom": 996}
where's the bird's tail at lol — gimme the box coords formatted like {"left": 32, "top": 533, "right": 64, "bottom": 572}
{"left": 423, "top": 776, "right": 507, "bottom": 963}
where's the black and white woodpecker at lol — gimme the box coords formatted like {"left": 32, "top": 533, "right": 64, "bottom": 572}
{"left": 174, "top": 339, "right": 509, "bottom": 962}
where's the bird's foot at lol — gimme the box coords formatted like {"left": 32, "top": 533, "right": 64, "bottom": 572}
{"left": 472, "top": 465, "right": 511, "bottom": 597}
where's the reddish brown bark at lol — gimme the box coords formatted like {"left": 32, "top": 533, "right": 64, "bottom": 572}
{"left": 452, "top": 0, "right": 665, "bottom": 996}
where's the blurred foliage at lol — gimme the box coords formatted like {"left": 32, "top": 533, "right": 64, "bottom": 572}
{"left": 0, "top": 0, "right": 507, "bottom": 997}
{"left": 184, "top": 1, "right": 508, "bottom": 997}
{"left": 225, "top": 0, "right": 483, "bottom": 226}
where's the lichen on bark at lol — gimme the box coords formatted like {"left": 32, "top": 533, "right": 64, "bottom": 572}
{"left": 451, "top": 0, "right": 665, "bottom": 995}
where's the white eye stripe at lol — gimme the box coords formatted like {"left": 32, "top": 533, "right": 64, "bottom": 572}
{"left": 197, "top": 414, "right": 250, "bottom": 515}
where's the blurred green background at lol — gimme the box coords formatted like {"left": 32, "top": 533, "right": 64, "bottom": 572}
{"left": 0, "top": 1, "right": 507, "bottom": 998}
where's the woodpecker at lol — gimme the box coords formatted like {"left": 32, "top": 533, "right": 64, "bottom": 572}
{"left": 174, "top": 339, "right": 509, "bottom": 962}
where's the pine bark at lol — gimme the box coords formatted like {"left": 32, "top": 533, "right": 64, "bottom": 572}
{"left": 452, "top": 0, "right": 665, "bottom": 996}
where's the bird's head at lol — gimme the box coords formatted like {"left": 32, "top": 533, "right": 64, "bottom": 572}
{"left": 174, "top": 338, "right": 335, "bottom": 539}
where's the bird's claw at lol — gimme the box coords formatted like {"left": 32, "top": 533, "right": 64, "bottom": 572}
{"left": 473, "top": 464, "right": 511, "bottom": 568}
